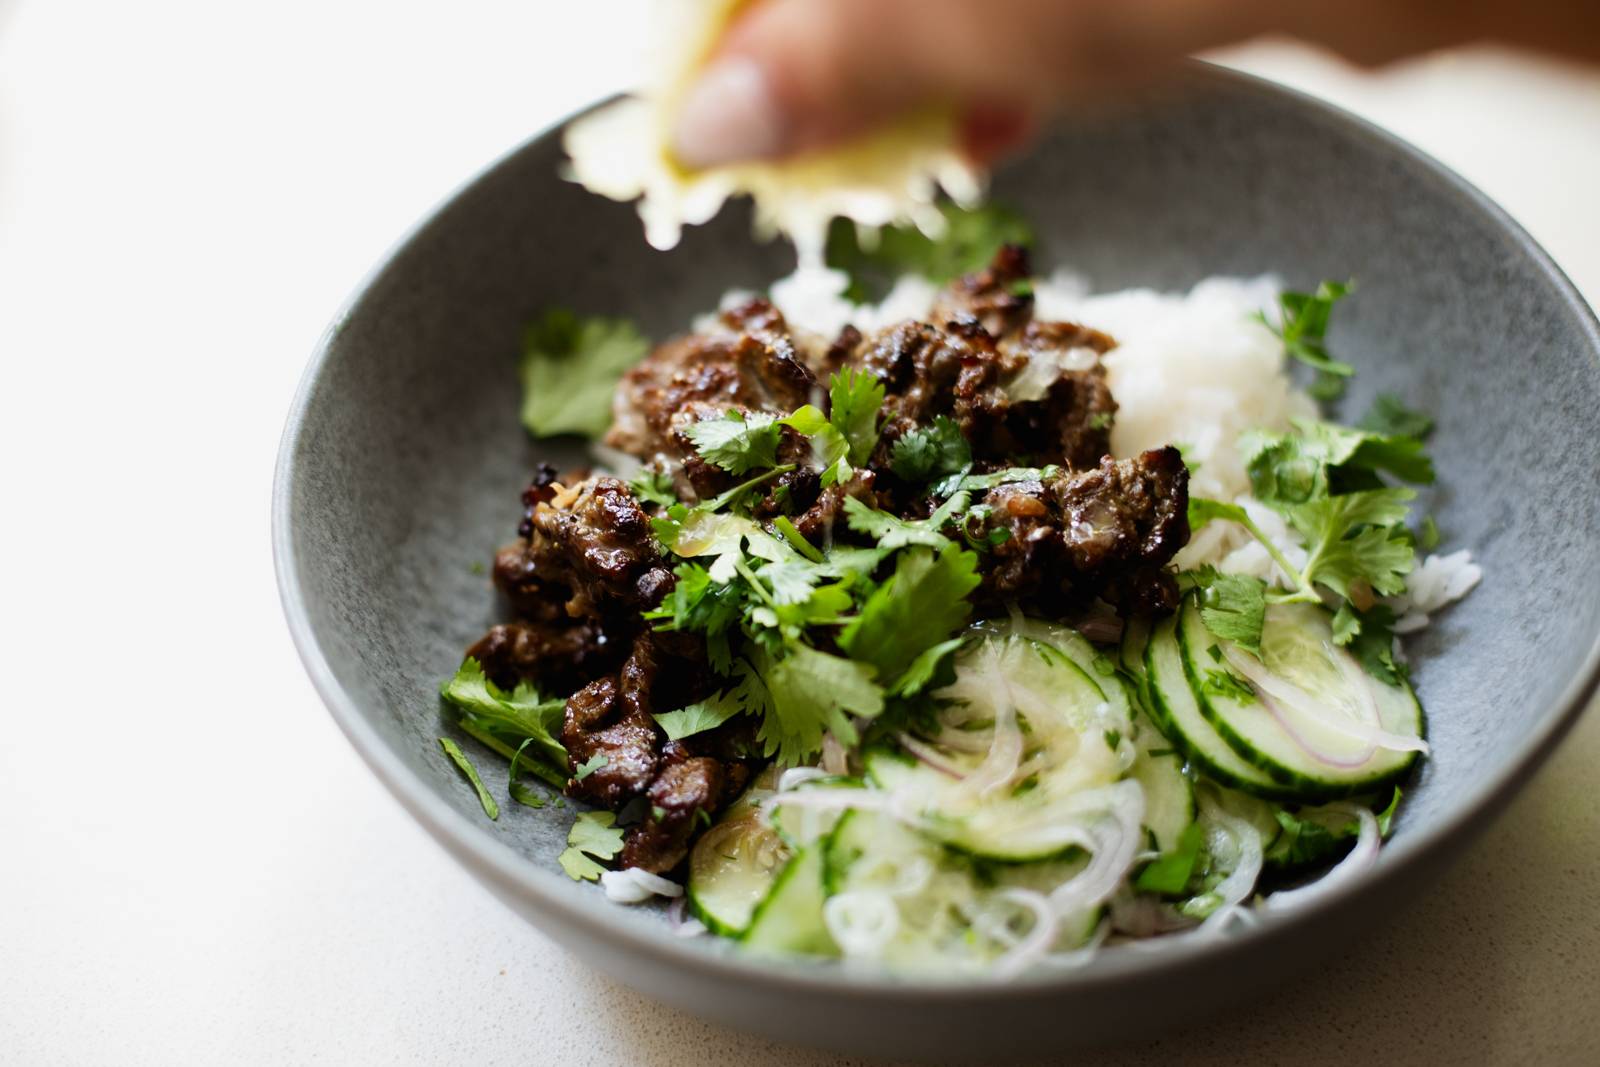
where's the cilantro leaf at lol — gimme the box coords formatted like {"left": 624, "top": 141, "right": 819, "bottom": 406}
{"left": 438, "top": 737, "right": 499, "bottom": 820}
{"left": 1289, "top": 490, "right": 1417, "bottom": 599}
{"left": 1200, "top": 669, "right": 1256, "bottom": 703}
{"left": 558, "top": 811, "right": 625, "bottom": 881}
{"left": 628, "top": 468, "right": 678, "bottom": 509}
{"left": 890, "top": 416, "right": 972, "bottom": 483}
{"left": 1187, "top": 566, "right": 1267, "bottom": 655}
{"left": 439, "top": 660, "right": 567, "bottom": 785}
{"left": 518, "top": 308, "right": 649, "bottom": 439}
{"left": 653, "top": 690, "right": 746, "bottom": 741}
{"left": 1246, "top": 420, "right": 1433, "bottom": 507}
{"left": 824, "top": 202, "right": 1033, "bottom": 303}
{"left": 573, "top": 753, "right": 608, "bottom": 781}
{"left": 1359, "top": 394, "right": 1434, "bottom": 440}
{"left": 756, "top": 645, "right": 885, "bottom": 765}
{"left": 683, "top": 410, "right": 783, "bottom": 474}
{"left": 756, "top": 560, "right": 825, "bottom": 606}
{"left": 842, "top": 496, "right": 951, "bottom": 550}
{"left": 509, "top": 783, "right": 547, "bottom": 808}
{"left": 888, "top": 637, "right": 967, "bottom": 698}
{"left": 828, "top": 368, "right": 886, "bottom": 465}
{"left": 840, "top": 543, "right": 981, "bottom": 684}
{"left": 1339, "top": 603, "right": 1406, "bottom": 687}
{"left": 1271, "top": 807, "right": 1356, "bottom": 868}
{"left": 1258, "top": 280, "right": 1355, "bottom": 380}
{"left": 1134, "top": 822, "right": 1205, "bottom": 895}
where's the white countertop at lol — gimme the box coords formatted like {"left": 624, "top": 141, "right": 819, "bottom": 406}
{"left": 2, "top": 3, "right": 1596, "bottom": 1063}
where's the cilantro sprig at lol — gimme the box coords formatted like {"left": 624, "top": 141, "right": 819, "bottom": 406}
{"left": 642, "top": 376, "right": 992, "bottom": 764}
{"left": 558, "top": 811, "right": 625, "bottom": 881}
{"left": 439, "top": 660, "right": 568, "bottom": 787}
{"left": 1256, "top": 281, "right": 1354, "bottom": 401}
{"left": 1187, "top": 412, "right": 1434, "bottom": 681}
{"left": 824, "top": 201, "right": 1033, "bottom": 304}
{"left": 519, "top": 308, "right": 649, "bottom": 438}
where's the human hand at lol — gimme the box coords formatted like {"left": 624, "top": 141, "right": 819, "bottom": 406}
{"left": 669, "top": 0, "right": 1600, "bottom": 169}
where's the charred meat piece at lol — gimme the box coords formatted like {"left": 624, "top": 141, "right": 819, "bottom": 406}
{"left": 605, "top": 298, "right": 817, "bottom": 472}
{"left": 465, "top": 619, "right": 621, "bottom": 697}
{"left": 618, "top": 748, "right": 721, "bottom": 873}
{"left": 619, "top": 734, "right": 756, "bottom": 873}
{"left": 995, "top": 320, "right": 1118, "bottom": 470}
{"left": 928, "top": 243, "right": 1035, "bottom": 339}
{"left": 843, "top": 248, "right": 1119, "bottom": 472}
{"left": 978, "top": 447, "right": 1190, "bottom": 615}
{"left": 850, "top": 319, "right": 1017, "bottom": 467}
{"left": 562, "top": 633, "right": 666, "bottom": 806}
{"left": 524, "top": 475, "right": 675, "bottom": 618}
{"left": 560, "top": 630, "right": 717, "bottom": 807}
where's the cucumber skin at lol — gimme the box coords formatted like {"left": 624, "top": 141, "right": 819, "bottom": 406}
{"left": 1177, "top": 599, "right": 1421, "bottom": 802}
{"left": 1142, "top": 616, "right": 1303, "bottom": 802}
{"left": 688, "top": 881, "right": 768, "bottom": 939}
{"left": 862, "top": 749, "right": 1094, "bottom": 865}
{"left": 739, "top": 845, "right": 837, "bottom": 956}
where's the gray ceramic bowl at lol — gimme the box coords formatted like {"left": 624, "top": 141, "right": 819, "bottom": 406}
{"left": 274, "top": 65, "right": 1600, "bottom": 1060}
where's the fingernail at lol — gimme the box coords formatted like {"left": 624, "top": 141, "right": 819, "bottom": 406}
{"left": 670, "top": 58, "right": 786, "bottom": 169}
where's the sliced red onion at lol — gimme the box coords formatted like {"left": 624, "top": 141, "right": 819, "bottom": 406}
{"left": 933, "top": 728, "right": 995, "bottom": 754}
{"left": 1222, "top": 645, "right": 1429, "bottom": 756}
{"left": 1046, "top": 780, "right": 1146, "bottom": 915}
{"left": 945, "top": 644, "right": 1024, "bottom": 798}
{"left": 1256, "top": 685, "right": 1374, "bottom": 769}
{"left": 667, "top": 895, "right": 707, "bottom": 938}
{"left": 1194, "top": 801, "right": 1264, "bottom": 922}
{"left": 989, "top": 889, "right": 1059, "bottom": 980}
{"left": 823, "top": 890, "right": 901, "bottom": 958}
{"left": 600, "top": 867, "right": 684, "bottom": 904}
{"left": 1264, "top": 807, "right": 1380, "bottom": 913}
{"left": 896, "top": 732, "right": 969, "bottom": 779}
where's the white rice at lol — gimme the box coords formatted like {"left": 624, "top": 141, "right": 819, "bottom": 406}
{"left": 753, "top": 265, "right": 1480, "bottom": 631}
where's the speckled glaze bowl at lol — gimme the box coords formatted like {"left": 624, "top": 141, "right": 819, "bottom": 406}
{"left": 273, "top": 65, "right": 1600, "bottom": 1060}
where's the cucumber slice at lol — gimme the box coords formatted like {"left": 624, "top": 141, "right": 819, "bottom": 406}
{"left": 1144, "top": 614, "right": 1298, "bottom": 800}
{"left": 1178, "top": 599, "right": 1423, "bottom": 798}
{"left": 865, "top": 630, "right": 1130, "bottom": 861}
{"left": 741, "top": 845, "right": 837, "bottom": 956}
{"left": 823, "top": 810, "right": 1100, "bottom": 972}
{"left": 768, "top": 774, "right": 857, "bottom": 849}
{"left": 686, "top": 766, "right": 785, "bottom": 937}
{"left": 1129, "top": 744, "right": 1194, "bottom": 854}
{"left": 975, "top": 617, "right": 1134, "bottom": 723}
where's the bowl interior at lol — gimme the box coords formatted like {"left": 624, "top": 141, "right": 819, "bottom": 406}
{"left": 279, "top": 68, "right": 1600, "bottom": 976}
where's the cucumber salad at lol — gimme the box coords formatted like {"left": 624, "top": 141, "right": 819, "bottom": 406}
{"left": 436, "top": 207, "right": 1478, "bottom": 978}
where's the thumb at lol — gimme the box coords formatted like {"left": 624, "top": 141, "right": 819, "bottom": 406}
{"left": 668, "top": 0, "right": 1253, "bottom": 169}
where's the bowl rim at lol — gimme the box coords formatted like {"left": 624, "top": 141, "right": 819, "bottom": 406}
{"left": 272, "top": 61, "right": 1600, "bottom": 999}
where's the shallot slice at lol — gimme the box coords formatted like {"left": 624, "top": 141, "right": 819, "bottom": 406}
{"left": 1222, "top": 646, "right": 1428, "bottom": 756}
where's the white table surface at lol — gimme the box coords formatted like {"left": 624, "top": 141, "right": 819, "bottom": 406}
{"left": 2, "top": 3, "right": 1597, "bottom": 1063}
